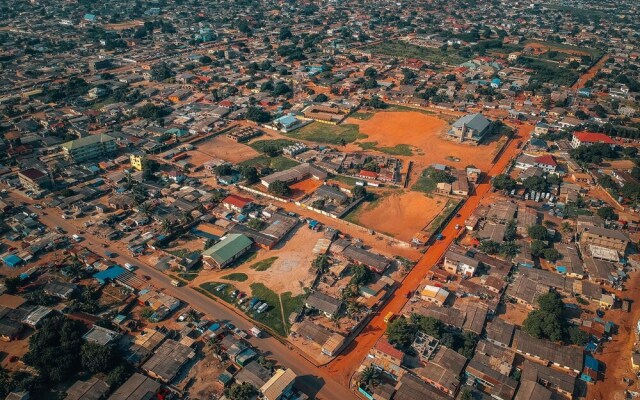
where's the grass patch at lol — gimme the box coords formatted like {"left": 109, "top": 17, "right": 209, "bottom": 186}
{"left": 516, "top": 57, "right": 580, "bottom": 86}
{"left": 350, "top": 111, "right": 374, "bottom": 120}
{"left": 424, "top": 199, "right": 460, "bottom": 235}
{"left": 412, "top": 167, "right": 455, "bottom": 194}
{"left": 249, "top": 283, "right": 286, "bottom": 337}
{"left": 178, "top": 273, "right": 198, "bottom": 281}
{"left": 362, "top": 40, "right": 467, "bottom": 65}
{"left": 167, "top": 248, "right": 191, "bottom": 258}
{"left": 250, "top": 257, "right": 278, "bottom": 272}
{"left": 249, "top": 139, "right": 296, "bottom": 153}
{"left": 287, "top": 121, "right": 366, "bottom": 145}
{"left": 200, "top": 282, "right": 238, "bottom": 303}
{"left": 386, "top": 104, "right": 435, "bottom": 115}
{"left": 281, "top": 291, "right": 306, "bottom": 329}
{"left": 357, "top": 141, "right": 413, "bottom": 156}
{"left": 221, "top": 272, "right": 248, "bottom": 282}
{"left": 239, "top": 155, "right": 299, "bottom": 171}
{"left": 328, "top": 174, "right": 359, "bottom": 187}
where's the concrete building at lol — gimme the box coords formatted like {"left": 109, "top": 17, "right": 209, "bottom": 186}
{"left": 448, "top": 113, "right": 492, "bottom": 144}
{"left": 202, "top": 234, "right": 253, "bottom": 269}
{"left": 62, "top": 134, "right": 117, "bottom": 162}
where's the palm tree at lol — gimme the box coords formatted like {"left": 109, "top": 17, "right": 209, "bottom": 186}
{"left": 161, "top": 218, "right": 172, "bottom": 233}
{"left": 312, "top": 255, "right": 330, "bottom": 275}
{"left": 561, "top": 221, "right": 572, "bottom": 233}
{"left": 358, "top": 366, "right": 380, "bottom": 392}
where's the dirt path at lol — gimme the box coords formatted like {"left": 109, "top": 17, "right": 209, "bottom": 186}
{"left": 572, "top": 54, "right": 608, "bottom": 90}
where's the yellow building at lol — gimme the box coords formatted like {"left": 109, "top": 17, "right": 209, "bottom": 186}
{"left": 130, "top": 153, "right": 147, "bottom": 171}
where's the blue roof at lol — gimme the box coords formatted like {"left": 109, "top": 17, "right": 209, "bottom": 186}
{"left": 275, "top": 114, "right": 298, "bottom": 128}
{"left": 93, "top": 266, "right": 126, "bottom": 284}
{"left": 491, "top": 78, "right": 501, "bottom": 83}
{"left": 585, "top": 355, "right": 600, "bottom": 371}
{"left": 84, "top": 13, "right": 96, "bottom": 21}
{"left": 3, "top": 254, "right": 22, "bottom": 267}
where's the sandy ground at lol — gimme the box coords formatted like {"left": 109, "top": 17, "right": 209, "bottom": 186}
{"left": 352, "top": 191, "right": 448, "bottom": 242}
{"left": 290, "top": 178, "right": 324, "bottom": 200}
{"left": 185, "top": 351, "right": 225, "bottom": 399}
{"left": 192, "top": 226, "right": 323, "bottom": 296}
{"left": 347, "top": 111, "right": 500, "bottom": 171}
{"left": 573, "top": 54, "right": 608, "bottom": 90}
{"left": 188, "top": 135, "right": 259, "bottom": 165}
{"left": 588, "top": 268, "right": 640, "bottom": 400}
{"left": 103, "top": 21, "right": 144, "bottom": 30}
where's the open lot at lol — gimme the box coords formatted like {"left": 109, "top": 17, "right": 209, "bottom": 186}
{"left": 189, "top": 135, "right": 260, "bottom": 165}
{"left": 192, "top": 226, "right": 323, "bottom": 297}
{"left": 345, "top": 191, "right": 448, "bottom": 242}
{"left": 289, "top": 178, "right": 324, "bottom": 199}
{"left": 285, "top": 121, "right": 365, "bottom": 145}
{"left": 361, "top": 40, "right": 467, "bottom": 65}
{"left": 346, "top": 111, "right": 500, "bottom": 171}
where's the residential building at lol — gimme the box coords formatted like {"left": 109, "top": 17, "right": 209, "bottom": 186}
{"left": 62, "top": 134, "right": 117, "bottom": 162}
{"left": 260, "top": 368, "right": 297, "bottom": 400}
{"left": 448, "top": 113, "right": 492, "bottom": 144}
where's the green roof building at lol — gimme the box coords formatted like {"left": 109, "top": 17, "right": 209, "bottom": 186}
{"left": 62, "top": 133, "right": 117, "bottom": 162}
{"left": 202, "top": 234, "right": 253, "bottom": 269}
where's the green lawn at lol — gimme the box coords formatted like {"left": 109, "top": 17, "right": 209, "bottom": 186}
{"left": 357, "top": 141, "right": 414, "bottom": 156}
{"left": 249, "top": 139, "right": 297, "bottom": 153}
{"left": 424, "top": 199, "right": 460, "bottom": 235}
{"left": 178, "top": 272, "right": 198, "bottom": 281}
{"left": 221, "top": 273, "right": 248, "bottom": 282}
{"left": 286, "top": 122, "right": 366, "bottom": 145}
{"left": 200, "top": 282, "right": 238, "bottom": 303}
{"left": 249, "top": 257, "right": 278, "bottom": 272}
{"left": 249, "top": 283, "right": 287, "bottom": 336}
{"left": 362, "top": 40, "right": 467, "bottom": 65}
{"left": 350, "top": 111, "right": 374, "bottom": 120}
{"left": 281, "top": 291, "right": 306, "bottom": 328}
{"left": 201, "top": 281, "right": 305, "bottom": 337}
{"left": 517, "top": 57, "right": 580, "bottom": 86}
{"left": 328, "top": 174, "right": 359, "bottom": 187}
{"left": 239, "top": 155, "right": 300, "bottom": 171}
{"left": 412, "top": 167, "right": 440, "bottom": 193}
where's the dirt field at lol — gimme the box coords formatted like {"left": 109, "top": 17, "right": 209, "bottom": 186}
{"left": 192, "top": 226, "right": 323, "bottom": 296}
{"left": 188, "top": 135, "right": 259, "bottom": 165}
{"left": 346, "top": 111, "right": 500, "bottom": 171}
{"left": 103, "top": 21, "right": 144, "bottom": 30}
{"left": 290, "top": 178, "right": 324, "bottom": 200}
{"left": 348, "top": 191, "right": 448, "bottom": 241}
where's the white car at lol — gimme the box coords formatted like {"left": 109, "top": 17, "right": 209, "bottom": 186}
{"left": 124, "top": 263, "right": 136, "bottom": 271}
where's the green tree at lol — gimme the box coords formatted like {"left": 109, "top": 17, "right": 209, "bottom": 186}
{"left": 353, "top": 185, "right": 367, "bottom": 199}
{"left": 542, "top": 248, "right": 562, "bottom": 262}
{"left": 527, "top": 224, "right": 548, "bottom": 241}
{"left": 239, "top": 166, "right": 259, "bottom": 184}
{"left": 106, "top": 364, "right": 132, "bottom": 387}
{"left": 312, "top": 255, "right": 330, "bottom": 275}
{"left": 350, "top": 265, "right": 372, "bottom": 286}
{"left": 246, "top": 107, "right": 272, "bottom": 123}
{"left": 460, "top": 388, "right": 473, "bottom": 400}
{"left": 530, "top": 240, "right": 547, "bottom": 257}
{"left": 81, "top": 342, "right": 117, "bottom": 374}
{"left": 522, "top": 292, "right": 565, "bottom": 342}
{"left": 479, "top": 240, "right": 500, "bottom": 255}
{"left": 492, "top": 174, "right": 516, "bottom": 191}
{"left": 504, "top": 220, "right": 517, "bottom": 241}
{"left": 597, "top": 206, "right": 618, "bottom": 221}
{"left": 268, "top": 180, "right": 291, "bottom": 197}
{"left": 386, "top": 317, "right": 417, "bottom": 348}
{"left": 357, "top": 366, "right": 380, "bottom": 392}
{"left": 23, "top": 316, "right": 87, "bottom": 383}
{"left": 224, "top": 382, "right": 258, "bottom": 400}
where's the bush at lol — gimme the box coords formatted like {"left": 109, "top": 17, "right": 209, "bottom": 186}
{"left": 268, "top": 180, "right": 291, "bottom": 197}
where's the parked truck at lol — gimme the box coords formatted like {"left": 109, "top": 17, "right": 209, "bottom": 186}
{"left": 250, "top": 326, "right": 263, "bottom": 338}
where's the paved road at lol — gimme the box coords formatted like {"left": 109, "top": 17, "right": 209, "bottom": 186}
{"left": 11, "top": 194, "right": 355, "bottom": 400}
{"left": 324, "top": 123, "right": 534, "bottom": 383}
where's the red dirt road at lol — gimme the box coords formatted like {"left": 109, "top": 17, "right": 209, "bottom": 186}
{"left": 323, "top": 124, "right": 533, "bottom": 384}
